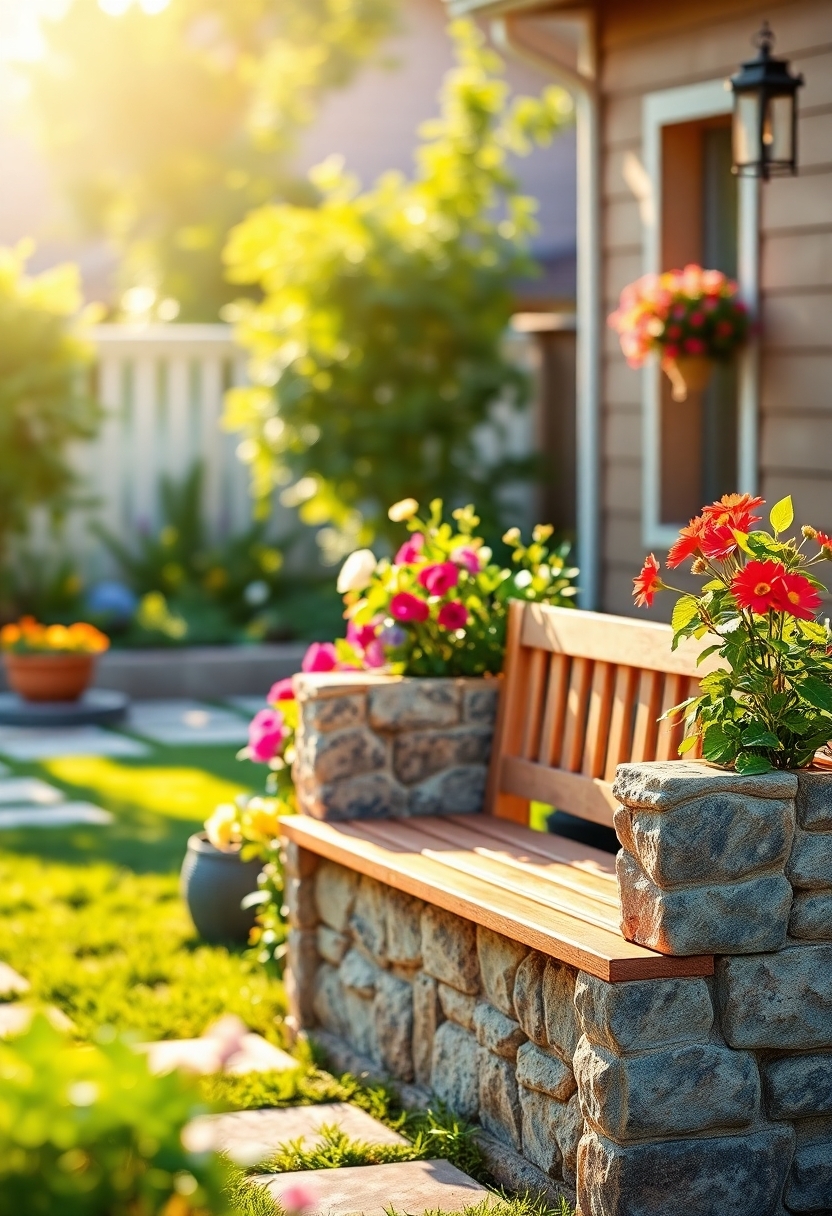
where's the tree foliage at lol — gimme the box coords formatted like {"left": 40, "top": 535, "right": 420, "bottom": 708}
{"left": 25, "top": 0, "right": 396, "bottom": 318}
{"left": 223, "top": 21, "right": 573, "bottom": 559}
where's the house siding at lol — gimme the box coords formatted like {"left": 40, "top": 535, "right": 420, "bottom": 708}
{"left": 598, "top": 0, "right": 832, "bottom": 618}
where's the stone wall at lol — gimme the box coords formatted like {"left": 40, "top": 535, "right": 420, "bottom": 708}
{"left": 291, "top": 673, "right": 498, "bottom": 820}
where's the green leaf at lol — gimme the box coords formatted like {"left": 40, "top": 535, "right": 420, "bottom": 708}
{"left": 741, "top": 724, "right": 782, "bottom": 749}
{"left": 678, "top": 734, "right": 699, "bottom": 754}
{"left": 671, "top": 595, "right": 700, "bottom": 634}
{"left": 696, "top": 644, "right": 722, "bottom": 666}
{"left": 735, "top": 752, "right": 773, "bottom": 775}
{"left": 732, "top": 529, "right": 753, "bottom": 555}
{"left": 715, "top": 616, "right": 744, "bottom": 636}
{"left": 701, "top": 724, "right": 737, "bottom": 764}
{"left": 770, "top": 495, "right": 794, "bottom": 535}
{"left": 801, "top": 676, "right": 832, "bottom": 712}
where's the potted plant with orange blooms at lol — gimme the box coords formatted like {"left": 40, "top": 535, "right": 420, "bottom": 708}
{"left": 0, "top": 618, "right": 110, "bottom": 702}
{"left": 608, "top": 264, "right": 750, "bottom": 402}
{"left": 634, "top": 492, "right": 832, "bottom": 774}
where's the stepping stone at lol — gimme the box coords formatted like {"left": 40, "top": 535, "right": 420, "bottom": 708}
{"left": 0, "top": 726, "right": 148, "bottom": 761}
{"left": 251, "top": 1159, "right": 490, "bottom": 1216}
{"left": 226, "top": 696, "right": 268, "bottom": 717}
{"left": 0, "top": 803, "right": 113, "bottom": 829}
{"left": 0, "top": 962, "right": 29, "bottom": 997}
{"left": 136, "top": 1032, "right": 297, "bottom": 1076}
{"left": 185, "top": 1102, "right": 407, "bottom": 1167}
{"left": 0, "top": 1003, "right": 74, "bottom": 1037}
{"left": 0, "top": 777, "right": 63, "bottom": 805}
{"left": 127, "top": 700, "right": 250, "bottom": 746}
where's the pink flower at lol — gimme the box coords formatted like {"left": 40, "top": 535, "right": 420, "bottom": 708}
{"left": 683, "top": 337, "right": 706, "bottom": 355}
{"left": 437, "top": 601, "right": 469, "bottom": 630}
{"left": 689, "top": 311, "right": 705, "bottom": 328}
{"left": 268, "top": 678, "right": 295, "bottom": 703}
{"left": 347, "top": 620, "right": 377, "bottom": 651}
{"left": 716, "top": 320, "right": 734, "bottom": 337}
{"left": 417, "top": 562, "right": 459, "bottom": 596}
{"left": 672, "top": 303, "right": 687, "bottom": 320}
{"left": 248, "top": 708, "right": 286, "bottom": 763}
{"left": 279, "top": 1182, "right": 318, "bottom": 1215}
{"left": 395, "top": 533, "right": 424, "bottom": 565}
{"left": 363, "top": 639, "right": 386, "bottom": 668}
{"left": 451, "top": 547, "right": 481, "bottom": 574}
{"left": 302, "top": 642, "right": 338, "bottom": 673}
{"left": 390, "top": 592, "right": 429, "bottom": 623}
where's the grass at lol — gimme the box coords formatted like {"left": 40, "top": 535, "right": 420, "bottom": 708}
{"left": 0, "top": 732, "right": 573, "bottom": 1216}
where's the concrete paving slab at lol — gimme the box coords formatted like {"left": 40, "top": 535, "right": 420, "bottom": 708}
{"left": 253, "top": 1159, "right": 490, "bottom": 1215}
{"left": 226, "top": 696, "right": 268, "bottom": 717}
{"left": 0, "top": 1003, "right": 74, "bottom": 1037}
{"left": 136, "top": 1032, "right": 298, "bottom": 1076}
{"left": 0, "top": 726, "right": 149, "bottom": 760}
{"left": 127, "top": 700, "right": 250, "bottom": 746}
{"left": 0, "top": 962, "right": 29, "bottom": 997}
{"left": 185, "top": 1103, "right": 407, "bottom": 1166}
{"left": 0, "top": 803, "right": 113, "bottom": 829}
{"left": 0, "top": 777, "right": 64, "bottom": 805}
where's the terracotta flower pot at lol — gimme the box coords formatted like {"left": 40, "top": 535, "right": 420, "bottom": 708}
{"left": 180, "top": 832, "right": 263, "bottom": 944}
{"left": 3, "top": 652, "right": 96, "bottom": 702}
{"left": 663, "top": 354, "right": 714, "bottom": 402}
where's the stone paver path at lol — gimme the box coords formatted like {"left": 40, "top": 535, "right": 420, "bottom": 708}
{"left": 226, "top": 696, "right": 267, "bottom": 717}
{"left": 0, "top": 962, "right": 29, "bottom": 997}
{"left": 0, "top": 777, "right": 64, "bottom": 805}
{"left": 0, "top": 725, "right": 149, "bottom": 760}
{"left": 136, "top": 1031, "right": 298, "bottom": 1076}
{"left": 127, "top": 700, "right": 250, "bottom": 746}
{"left": 253, "top": 1159, "right": 490, "bottom": 1216}
{"left": 0, "top": 803, "right": 113, "bottom": 829}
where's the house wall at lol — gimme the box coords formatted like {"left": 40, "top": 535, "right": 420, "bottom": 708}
{"left": 598, "top": 0, "right": 832, "bottom": 616}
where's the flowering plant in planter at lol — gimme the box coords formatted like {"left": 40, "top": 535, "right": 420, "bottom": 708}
{"left": 0, "top": 618, "right": 109, "bottom": 653}
{"left": 608, "top": 264, "right": 750, "bottom": 402}
{"left": 634, "top": 492, "right": 832, "bottom": 774}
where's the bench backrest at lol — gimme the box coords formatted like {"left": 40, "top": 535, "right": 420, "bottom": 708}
{"left": 485, "top": 601, "right": 721, "bottom": 828}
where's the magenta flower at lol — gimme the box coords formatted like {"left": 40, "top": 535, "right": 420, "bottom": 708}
{"left": 302, "top": 642, "right": 338, "bottom": 673}
{"left": 268, "top": 677, "right": 295, "bottom": 703}
{"left": 395, "top": 533, "right": 424, "bottom": 565}
{"left": 451, "top": 547, "right": 481, "bottom": 574}
{"left": 390, "top": 592, "right": 429, "bottom": 622}
{"left": 437, "top": 600, "right": 469, "bottom": 630}
{"left": 248, "top": 707, "right": 286, "bottom": 763}
{"left": 417, "top": 562, "right": 459, "bottom": 596}
{"left": 279, "top": 1182, "right": 318, "bottom": 1215}
{"left": 347, "top": 620, "right": 377, "bottom": 651}
{"left": 683, "top": 337, "right": 706, "bottom": 355}
{"left": 363, "top": 638, "right": 386, "bottom": 667}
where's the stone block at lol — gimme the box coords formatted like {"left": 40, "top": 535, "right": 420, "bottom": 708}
{"left": 302, "top": 693, "right": 366, "bottom": 733}
{"left": 280, "top": 841, "right": 318, "bottom": 879}
{"left": 612, "top": 760, "right": 798, "bottom": 810}
{"left": 518, "top": 1086, "right": 563, "bottom": 1178}
{"left": 431, "top": 1021, "right": 479, "bottom": 1120}
{"left": 787, "top": 829, "right": 832, "bottom": 890}
{"left": 315, "top": 862, "right": 358, "bottom": 932}
{"left": 796, "top": 769, "right": 832, "bottom": 830}
{"left": 385, "top": 889, "right": 423, "bottom": 966}
{"left": 514, "top": 952, "right": 548, "bottom": 1046}
{"left": 344, "top": 988, "right": 378, "bottom": 1062}
{"left": 542, "top": 960, "right": 578, "bottom": 1062}
{"left": 558, "top": 1092, "right": 582, "bottom": 1190}
{"left": 617, "top": 849, "right": 792, "bottom": 955}
{"left": 573, "top": 1035, "right": 760, "bottom": 1142}
{"left": 374, "top": 972, "right": 414, "bottom": 1081}
{"left": 350, "top": 876, "right": 388, "bottom": 965}
{"left": 463, "top": 683, "right": 499, "bottom": 726}
{"left": 310, "top": 774, "right": 409, "bottom": 821}
{"left": 421, "top": 906, "right": 479, "bottom": 994}
{"left": 613, "top": 793, "right": 794, "bottom": 886}
{"left": 789, "top": 890, "right": 832, "bottom": 941}
{"left": 785, "top": 1137, "right": 832, "bottom": 1213}
{"left": 762, "top": 1051, "right": 832, "bottom": 1119}
{"left": 408, "top": 766, "right": 488, "bottom": 817}
{"left": 340, "top": 948, "right": 380, "bottom": 997}
{"left": 574, "top": 972, "right": 713, "bottom": 1054}
{"left": 717, "top": 945, "right": 832, "bottom": 1050}
{"left": 477, "top": 927, "right": 527, "bottom": 1018}
{"left": 313, "top": 964, "right": 346, "bottom": 1035}
{"left": 369, "top": 681, "right": 461, "bottom": 731}
{"left": 438, "top": 983, "right": 478, "bottom": 1030}
{"left": 516, "top": 1041, "right": 576, "bottom": 1102}
{"left": 478, "top": 1047, "right": 523, "bottom": 1150}
{"left": 578, "top": 1124, "right": 795, "bottom": 1216}
{"left": 285, "top": 928, "right": 318, "bottom": 1029}
{"left": 299, "top": 727, "right": 386, "bottom": 785}
{"left": 317, "top": 925, "right": 350, "bottom": 966}
{"left": 412, "top": 972, "right": 443, "bottom": 1086}
{"left": 473, "top": 1003, "right": 527, "bottom": 1061}
{"left": 285, "top": 876, "right": 318, "bottom": 929}
{"left": 393, "top": 729, "right": 492, "bottom": 785}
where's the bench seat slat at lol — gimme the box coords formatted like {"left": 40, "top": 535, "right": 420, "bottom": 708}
{"left": 280, "top": 815, "right": 714, "bottom": 982}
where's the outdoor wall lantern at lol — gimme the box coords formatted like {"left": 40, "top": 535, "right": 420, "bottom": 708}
{"left": 730, "top": 21, "right": 804, "bottom": 179}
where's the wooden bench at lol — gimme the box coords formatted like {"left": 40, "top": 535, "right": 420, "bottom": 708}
{"left": 281, "top": 600, "right": 721, "bottom": 982}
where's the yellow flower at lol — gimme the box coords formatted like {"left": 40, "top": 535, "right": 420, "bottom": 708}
{"left": 388, "top": 498, "right": 419, "bottom": 522}
{"left": 205, "top": 803, "right": 241, "bottom": 851}
{"left": 240, "top": 797, "right": 282, "bottom": 844}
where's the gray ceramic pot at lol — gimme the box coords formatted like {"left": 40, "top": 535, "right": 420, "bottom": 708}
{"left": 180, "top": 832, "right": 263, "bottom": 944}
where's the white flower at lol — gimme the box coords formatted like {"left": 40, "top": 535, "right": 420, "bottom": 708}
{"left": 388, "top": 498, "right": 419, "bottom": 522}
{"left": 336, "top": 548, "right": 377, "bottom": 594}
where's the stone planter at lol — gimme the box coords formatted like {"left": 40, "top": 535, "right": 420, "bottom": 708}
{"left": 292, "top": 672, "right": 499, "bottom": 820}
{"left": 4, "top": 652, "right": 96, "bottom": 702}
{"left": 179, "top": 832, "right": 262, "bottom": 943}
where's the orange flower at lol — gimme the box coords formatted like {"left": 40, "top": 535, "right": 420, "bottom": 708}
{"left": 774, "top": 571, "right": 823, "bottom": 621}
{"left": 633, "top": 554, "right": 662, "bottom": 609}
{"left": 815, "top": 530, "right": 832, "bottom": 552}
{"left": 666, "top": 517, "right": 707, "bottom": 569}
{"left": 731, "top": 560, "right": 787, "bottom": 615}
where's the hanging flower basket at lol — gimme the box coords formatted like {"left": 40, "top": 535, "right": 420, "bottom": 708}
{"left": 662, "top": 353, "right": 715, "bottom": 403}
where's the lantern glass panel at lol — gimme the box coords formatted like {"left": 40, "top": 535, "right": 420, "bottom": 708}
{"left": 733, "top": 92, "right": 760, "bottom": 169}
{"left": 764, "top": 94, "right": 794, "bottom": 162}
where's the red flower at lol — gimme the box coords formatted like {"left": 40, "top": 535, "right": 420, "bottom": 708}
{"left": 667, "top": 517, "right": 707, "bottom": 568}
{"left": 390, "top": 592, "right": 429, "bottom": 623}
{"left": 683, "top": 337, "right": 706, "bottom": 355}
{"left": 732, "top": 560, "right": 787, "bottom": 615}
{"left": 633, "top": 554, "right": 662, "bottom": 609}
{"left": 815, "top": 530, "right": 832, "bottom": 551}
{"left": 437, "top": 601, "right": 469, "bottom": 630}
{"left": 417, "top": 562, "right": 459, "bottom": 596}
{"left": 774, "top": 571, "right": 822, "bottom": 621}
{"left": 699, "top": 493, "right": 765, "bottom": 561}
{"left": 268, "top": 677, "right": 295, "bottom": 703}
